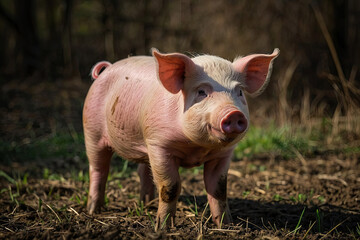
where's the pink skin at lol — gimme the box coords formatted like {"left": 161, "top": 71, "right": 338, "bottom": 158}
{"left": 83, "top": 48, "right": 279, "bottom": 229}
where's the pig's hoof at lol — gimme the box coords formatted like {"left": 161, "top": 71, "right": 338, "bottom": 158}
{"left": 87, "top": 199, "right": 100, "bottom": 215}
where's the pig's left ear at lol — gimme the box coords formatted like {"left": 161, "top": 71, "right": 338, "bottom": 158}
{"left": 152, "top": 48, "right": 196, "bottom": 94}
{"left": 233, "top": 48, "right": 280, "bottom": 96}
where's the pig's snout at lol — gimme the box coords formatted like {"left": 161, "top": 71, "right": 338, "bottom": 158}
{"left": 220, "top": 110, "right": 247, "bottom": 134}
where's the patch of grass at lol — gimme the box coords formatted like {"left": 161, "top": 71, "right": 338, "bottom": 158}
{"left": 0, "top": 171, "right": 32, "bottom": 206}
{"left": 70, "top": 169, "right": 89, "bottom": 183}
{"left": 186, "top": 196, "right": 199, "bottom": 216}
{"left": 242, "top": 191, "right": 250, "bottom": 197}
{"left": 343, "top": 146, "right": 360, "bottom": 155}
{"left": 127, "top": 201, "right": 145, "bottom": 217}
{"left": 70, "top": 194, "right": 85, "bottom": 206}
{"left": 134, "top": 201, "right": 145, "bottom": 216}
{"left": 43, "top": 168, "right": 65, "bottom": 181}
{"left": 127, "top": 207, "right": 134, "bottom": 217}
{"left": 1, "top": 131, "right": 86, "bottom": 163}
{"left": 273, "top": 194, "right": 283, "bottom": 202}
{"left": 179, "top": 165, "right": 203, "bottom": 175}
{"left": 234, "top": 124, "right": 310, "bottom": 159}
{"left": 297, "top": 193, "right": 307, "bottom": 203}
{"left": 8, "top": 185, "right": 19, "bottom": 205}
{"left": 290, "top": 193, "right": 308, "bottom": 203}
{"left": 108, "top": 158, "right": 136, "bottom": 180}
{"left": 288, "top": 190, "right": 326, "bottom": 205}
{"left": 317, "top": 195, "right": 326, "bottom": 204}
{"left": 147, "top": 212, "right": 155, "bottom": 229}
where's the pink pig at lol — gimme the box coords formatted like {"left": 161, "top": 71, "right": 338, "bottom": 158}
{"left": 83, "top": 48, "right": 279, "bottom": 229}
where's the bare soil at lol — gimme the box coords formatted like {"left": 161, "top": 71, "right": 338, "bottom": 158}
{"left": 1, "top": 79, "right": 359, "bottom": 239}
{"left": 1, "top": 154, "right": 359, "bottom": 239}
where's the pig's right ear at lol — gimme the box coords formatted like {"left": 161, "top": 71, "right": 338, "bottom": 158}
{"left": 152, "top": 48, "right": 196, "bottom": 94}
{"left": 233, "top": 48, "right": 280, "bottom": 97}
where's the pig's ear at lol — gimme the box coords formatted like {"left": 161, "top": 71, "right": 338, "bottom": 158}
{"left": 152, "top": 48, "right": 196, "bottom": 94}
{"left": 233, "top": 48, "right": 280, "bottom": 96}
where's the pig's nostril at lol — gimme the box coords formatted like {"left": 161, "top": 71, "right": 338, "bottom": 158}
{"left": 220, "top": 110, "right": 247, "bottom": 134}
{"left": 223, "top": 120, "right": 231, "bottom": 126}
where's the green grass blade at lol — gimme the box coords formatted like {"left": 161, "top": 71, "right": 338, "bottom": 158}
{"left": 0, "top": 170, "right": 16, "bottom": 184}
{"left": 219, "top": 211, "right": 226, "bottom": 229}
{"left": 147, "top": 212, "right": 155, "bottom": 230}
{"left": 294, "top": 207, "right": 306, "bottom": 234}
{"left": 316, "top": 209, "right": 322, "bottom": 232}
{"left": 161, "top": 213, "right": 170, "bottom": 230}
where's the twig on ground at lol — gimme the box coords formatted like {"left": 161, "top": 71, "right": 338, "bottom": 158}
{"left": 68, "top": 207, "right": 79, "bottom": 215}
{"left": 301, "top": 221, "right": 317, "bottom": 240}
{"left": 317, "top": 174, "right": 348, "bottom": 187}
{"left": 94, "top": 218, "right": 109, "bottom": 225}
{"left": 320, "top": 218, "right": 349, "bottom": 240}
{"left": 45, "top": 203, "right": 62, "bottom": 223}
{"left": 237, "top": 217, "right": 263, "bottom": 230}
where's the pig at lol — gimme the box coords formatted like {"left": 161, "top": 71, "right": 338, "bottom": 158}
{"left": 83, "top": 48, "right": 279, "bottom": 230}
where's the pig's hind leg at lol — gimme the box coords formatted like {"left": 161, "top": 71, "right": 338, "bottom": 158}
{"left": 85, "top": 138, "right": 113, "bottom": 214}
{"left": 137, "top": 163, "right": 155, "bottom": 204}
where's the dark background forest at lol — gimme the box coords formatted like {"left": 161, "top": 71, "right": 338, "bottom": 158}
{"left": 1, "top": 0, "right": 360, "bottom": 142}
{"left": 1, "top": 1, "right": 360, "bottom": 239}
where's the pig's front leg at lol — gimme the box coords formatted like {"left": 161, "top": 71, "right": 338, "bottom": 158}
{"left": 148, "top": 148, "right": 181, "bottom": 231}
{"left": 137, "top": 163, "right": 155, "bottom": 204}
{"left": 204, "top": 157, "right": 233, "bottom": 227}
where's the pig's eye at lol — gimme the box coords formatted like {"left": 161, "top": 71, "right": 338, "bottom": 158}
{"left": 195, "top": 88, "right": 208, "bottom": 103}
{"left": 235, "top": 85, "right": 243, "bottom": 97}
{"left": 198, "top": 89, "right": 207, "bottom": 97}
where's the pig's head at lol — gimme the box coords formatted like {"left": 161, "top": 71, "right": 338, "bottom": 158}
{"left": 153, "top": 48, "right": 279, "bottom": 148}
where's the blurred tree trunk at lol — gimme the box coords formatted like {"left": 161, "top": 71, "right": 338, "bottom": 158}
{"left": 102, "top": 0, "right": 120, "bottom": 61}
{"left": 142, "top": 0, "right": 151, "bottom": 54}
{"left": 333, "top": 0, "right": 349, "bottom": 76}
{"left": 12, "top": 0, "right": 40, "bottom": 76}
{"left": 0, "top": 2, "right": 17, "bottom": 74}
{"left": 347, "top": 0, "right": 360, "bottom": 79}
{"left": 327, "top": 0, "right": 359, "bottom": 80}
{"left": 62, "top": 0, "right": 79, "bottom": 78}
{"left": 45, "top": 0, "right": 59, "bottom": 78}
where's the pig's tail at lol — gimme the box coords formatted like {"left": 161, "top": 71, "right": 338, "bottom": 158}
{"left": 91, "top": 61, "right": 112, "bottom": 80}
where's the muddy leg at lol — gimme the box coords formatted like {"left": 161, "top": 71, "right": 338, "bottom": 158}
{"left": 148, "top": 149, "right": 181, "bottom": 231}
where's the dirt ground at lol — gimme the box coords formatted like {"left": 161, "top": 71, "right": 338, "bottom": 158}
{"left": 1, "top": 154, "right": 359, "bottom": 239}
{"left": 1, "top": 79, "right": 360, "bottom": 239}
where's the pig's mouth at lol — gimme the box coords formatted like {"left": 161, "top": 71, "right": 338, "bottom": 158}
{"left": 207, "top": 124, "right": 236, "bottom": 143}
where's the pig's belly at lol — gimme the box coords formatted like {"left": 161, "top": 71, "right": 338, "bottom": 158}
{"left": 105, "top": 101, "right": 149, "bottom": 162}
{"left": 108, "top": 132, "right": 149, "bottom": 162}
